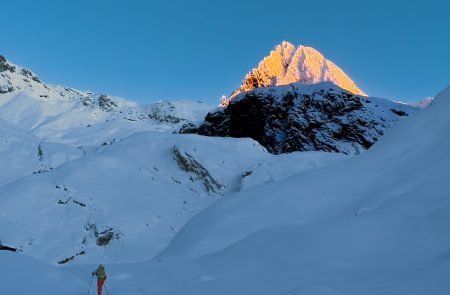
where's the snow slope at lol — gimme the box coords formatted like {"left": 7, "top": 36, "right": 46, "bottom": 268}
{"left": 0, "top": 252, "right": 85, "bottom": 295}
{"left": 0, "top": 118, "right": 41, "bottom": 185}
{"left": 0, "top": 118, "right": 84, "bottom": 186}
{"left": 0, "top": 130, "right": 350, "bottom": 266}
{"left": 0, "top": 57, "right": 213, "bottom": 146}
{"left": 87, "top": 86, "right": 450, "bottom": 295}
{"left": 0, "top": 133, "right": 268, "bottom": 264}
{"left": 411, "top": 96, "right": 433, "bottom": 108}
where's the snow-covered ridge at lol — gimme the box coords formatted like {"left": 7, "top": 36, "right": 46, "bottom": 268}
{"left": 0, "top": 55, "right": 213, "bottom": 146}
{"left": 410, "top": 96, "right": 433, "bottom": 108}
{"left": 224, "top": 41, "right": 365, "bottom": 106}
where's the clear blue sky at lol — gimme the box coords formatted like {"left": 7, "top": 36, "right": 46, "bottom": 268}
{"left": 2, "top": 0, "right": 449, "bottom": 103}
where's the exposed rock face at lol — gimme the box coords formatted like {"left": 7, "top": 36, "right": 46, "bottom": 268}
{"left": 173, "top": 145, "right": 224, "bottom": 194}
{"left": 98, "top": 94, "right": 118, "bottom": 112}
{"left": 198, "top": 83, "right": 418, "bottom": 155}
{"left": 0, "top": 55, "right": 16, "bottom": 73}
{"left": 0, "top": 85, "right": 14, "bottom": 94}
{"left": 0, "top": 56, "right": 16, "bottom": 93}
{"left": 224, "top": 41, "right": 365, "bottom": 106}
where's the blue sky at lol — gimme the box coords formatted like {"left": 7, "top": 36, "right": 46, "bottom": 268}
{"left": 2, "top": 0, "right": 449, "bottom": 103}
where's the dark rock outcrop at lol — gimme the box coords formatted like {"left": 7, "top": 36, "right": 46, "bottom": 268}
{"left": 173, "top": 145, "right": 224, "bottom": 194}
{"left": 0, "top": 244, "right": 17, "bottom": 252}
{"left": 98, "top": 94, "right": 118, "bottom": 112}
{"left": 198, "top": 83, "right": 418, "bottom": 155}
{"left": 0, "top": 55, "right": 16, "bottom": 73}
{"left": 179, "top": 122, "right": 199, "bottom": 134}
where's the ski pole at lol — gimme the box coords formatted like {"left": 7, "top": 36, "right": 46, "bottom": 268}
{"left": 87, "top": 275, "right": 93, "bottom": 295}
{"left": 104, "top": 283, "right": 111, "bottom": 295}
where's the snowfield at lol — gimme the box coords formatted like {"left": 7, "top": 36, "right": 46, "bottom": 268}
{"left": 0, "top": 252, "right": 84, "bottom": 295}
{"left": 0, "top": 129, "right": 351, "bottom": 265}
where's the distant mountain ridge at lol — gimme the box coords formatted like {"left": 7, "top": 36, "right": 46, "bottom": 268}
{"left": 0, "top": 55, "right": 213, "bottom": 146}
{"left": 224, "top": 41, "right": 366, "bottom": 106}
{"left": 411, "top": 97, "right": 433, "bottom": 109}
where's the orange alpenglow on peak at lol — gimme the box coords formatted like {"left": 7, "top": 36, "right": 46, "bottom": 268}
{"left": 224, "top": 41, "right": 366, "bottom": 106}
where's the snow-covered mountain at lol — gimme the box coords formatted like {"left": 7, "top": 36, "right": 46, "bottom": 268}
{"left": 0, "top": 56, "right": 351, "bottom": 265}
{"left": 224, "top": 41, "right": 366, "bottom": 106}
{"left": 0, "top": 55, "right": 213, "bottom": 146}
{"left": 199, "top": 82, "right": 418, "bottom": 154}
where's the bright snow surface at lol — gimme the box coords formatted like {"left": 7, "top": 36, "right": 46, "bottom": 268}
{"left": 0, "top": 252, "right": 85, "bottom": 295}
{"left": 65, "top": 85, "right": 449, "bottom": 295}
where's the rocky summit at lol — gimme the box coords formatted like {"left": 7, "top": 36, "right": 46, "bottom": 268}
{"left": 224, "top": 41, "right": 366, "bottom": 106}
{"left": 199, "top": 82, "right": 418, "bottom": 154}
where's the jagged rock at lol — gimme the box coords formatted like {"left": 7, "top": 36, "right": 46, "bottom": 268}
{"left": 147, "top": 101, "right": 184, "bottom": 124}
{"left": 0, "top": 85, "right": 14, "bottom": 94}
{"left": 85, "top": 223, "right": 118, "bottom": 247}
{"left": 0, "top": 55, "right": 16, "bottom": 73}
{"left": 198, "top": 83, "right": 418, "bottom": 155}
{"left": 179, "top": 122, "right": 199, "bottom": 134}
{"left": 20, "top": 68, "right": 41, "bottom": 83}
{"left": 96, "top": 229, "right": 114, "bottom": 246}
{"left": 173, "top": 145, "right": 224, "bottom": 194}
{"left": 98, "top": 94, "right": 118, "bottom": 112}
{"left": 57, "top": 251, "right": 85, "bottom": 265}
{"left": 224, "top": 41, "right": 366, "bottom": 106}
